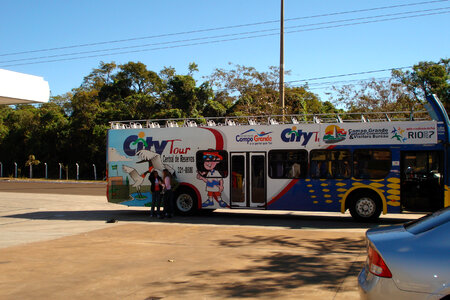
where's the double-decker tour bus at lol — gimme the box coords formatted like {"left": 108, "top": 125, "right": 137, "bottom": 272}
{"left": 106, "top": 95, "right": 450, "bottom": 221}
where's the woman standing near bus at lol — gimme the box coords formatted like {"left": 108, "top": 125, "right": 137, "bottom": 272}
{"left": 162, "top": 169, "right": 174, "bottom": 218}
{"left": 149, "top": 170, "right": 163, "bottom": 218}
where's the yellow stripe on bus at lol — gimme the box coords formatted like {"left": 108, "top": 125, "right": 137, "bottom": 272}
{"left": 445, "top": 185, "right": 450, "bottom": 207}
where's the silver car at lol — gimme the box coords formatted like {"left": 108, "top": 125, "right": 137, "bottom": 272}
{"left": 358, "top": 207, "right": 450, "bottom": 300}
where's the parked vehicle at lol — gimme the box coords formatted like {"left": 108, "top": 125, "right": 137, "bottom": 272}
{"left": 358, "top": 206, "right": 450, "bottom": 299}
{"left": 107, "top": 95, "right": 450, "bottom": 221}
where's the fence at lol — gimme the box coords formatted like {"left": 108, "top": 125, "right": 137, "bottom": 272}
{"left": 0, "top": 161, "right": 104, "bottom": 181}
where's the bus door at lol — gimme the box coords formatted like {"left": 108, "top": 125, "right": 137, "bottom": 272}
{"left": 230, "top": 152, "right": 266, "bottom": 208}
{"left": 401, "top": 151, "right": 444, "bottom": 211}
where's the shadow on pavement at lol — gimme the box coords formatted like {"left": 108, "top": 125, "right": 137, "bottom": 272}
{"left": 0, "top": 216, "right": 367, "bottom": 299}
{"left": 150, "top": 235, "right": 365, "bottom": 298}
{"left": 4, "top": 209, "right": 417, "bottom": 230}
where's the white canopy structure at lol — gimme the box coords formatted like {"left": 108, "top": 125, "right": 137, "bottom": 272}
{"left": 0, "top": 69, "right": 50, "bottom": 105}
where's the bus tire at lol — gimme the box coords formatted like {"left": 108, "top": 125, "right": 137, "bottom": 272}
{"left": 174, "top": 188, "right": 197, "bottom": 215}
{"left": 349, "top": 190, "right": 382, "bottom": 222}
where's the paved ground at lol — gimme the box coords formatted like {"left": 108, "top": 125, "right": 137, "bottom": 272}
{"left": 0, "top": 179, "right": 425, "bottom": 299}
{"left": 0, "top": 179, "right": 106, "bottom": 196}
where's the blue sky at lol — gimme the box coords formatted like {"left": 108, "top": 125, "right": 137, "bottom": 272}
{"left": 1, "top": 0, "right": 449, "bottom": 101}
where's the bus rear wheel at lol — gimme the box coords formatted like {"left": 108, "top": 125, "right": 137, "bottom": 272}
{"left": 174, "top": 188, "right": 197, "bottom": 215}
{"left": 349, "top": 191, "right": 382, "bottom": 222}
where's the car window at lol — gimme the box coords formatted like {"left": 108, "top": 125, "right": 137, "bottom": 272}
{"left": 404, "top": 206, "right": 450, "bottom": 235}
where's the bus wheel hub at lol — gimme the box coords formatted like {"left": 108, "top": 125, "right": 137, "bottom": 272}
{"left": 177, "top": 194, "right": 193, "bottom": 212}
{"left": 356, "top": 198, "right": 375, "bottom": 217}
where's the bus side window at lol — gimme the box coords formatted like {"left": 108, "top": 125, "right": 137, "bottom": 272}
{"left": 269, "top": 150, "right": 307, "bottom": 179}
{"left": 310, "top": 160, "right": 319, "bottom": 178}
{"left": 310, "top": 150, "right": 325, "bottom": 178}
{"left": 311, "top": 150, "right": 350, "bottom": 179}
{"left": 353, "top": 149, "right": 391, "bottom": 179}
{"left": 269, "top": 161, "right": 284, "bottom": 178}
{"left": 334, "top": 160, "right": 350, "bottom": 178}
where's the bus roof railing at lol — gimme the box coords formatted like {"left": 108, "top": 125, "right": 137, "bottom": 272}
{"left": 109, "top": 110, "right": 433, "bottom": 129}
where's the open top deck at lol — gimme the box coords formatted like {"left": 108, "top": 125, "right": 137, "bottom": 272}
{"left": 110, "top": 110, "right": 433, "bottom": 130}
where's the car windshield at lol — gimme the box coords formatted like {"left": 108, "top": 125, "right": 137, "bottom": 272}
{"left": 404, "top": 206, "right": 450, "bottom": 235}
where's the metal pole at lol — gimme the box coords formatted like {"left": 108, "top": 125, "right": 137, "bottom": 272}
{"left": 44, "top": 163, "right": 48, "bottom": 179}
{"left": 14, "top": 162, "right": 17, "bottom": 178}
{"left": 76, "top": 163, "right": 79, "bottom": 180}
{"left": 93, "top": 164, "right": 97, "bottom": 181}
{"left": 59, "top": 163, "right": 62, "bottom": 180}
{"left": 0, "top": 162, "right": 2, "bottom": 177}
{"left": 29, "top": 164, "right": 32, "bottom": 179}
{"left": 280, "top": 0, "right": 285, "bottom": 121}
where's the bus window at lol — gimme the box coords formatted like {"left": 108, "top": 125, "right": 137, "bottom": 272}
{"left": 353, "top": 149, "right": 391, "bottom": 179}
{"left": 196, "top": 150, "right": 229, "bottom": 178}
{"left": 310, "top": 150, "right": 351, "bottom": 179}
{"left": 269, "top": 150, "right": 308, "bottom": 179}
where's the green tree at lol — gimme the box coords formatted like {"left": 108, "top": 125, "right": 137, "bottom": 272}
{"left": 159, "top": 66, "right": 176, "bottom": 83}
{"left": 32, "top": 102, "right": 70, "bottom": 175}
{"left": 68, "top": 88, "right": 104, "bottom": 177}
{"left": 285, "top": 86, "right": 334, "bottom": 115}
{"left": 0, "top": 103, "right": 69, "bottom": 177}
{"left": 96, "top": 61, "right": 164, "bottom": 121}
{"left": 209, "top": 64, "right": 282, "bottom": 116}
{"left": 162, "top": 74, "right": 214, "bottom": 118}
{"left": 392, "top": 59, "right": 450, "bottom": 111}
{"left": 330, "top": 78, "right": 417, "bottom": 113}
{"left": 82, "top": 61, "right": 117, "bottom": 91}
{"left": 188, "top": 62, "right": 199, "bottom": 76}
{"left": 25, "top": 154, "right": 40, "bottom": 178}
{"left": 50, "top": 92, "right": 73, "bottom": 116}
{"left": 114, "top": 61, "right": 163, "bottom": 96}
{"left": 0, "top": 105, "right": 12, "bottom": 144}
{"left": 1, "top": 105, "right": 40, "bottom": 163}
{"left": 25, "top": 154, "right": 40, "bottom": 166}
{"left": 208, "top": 64, "right": 334, "bottom": 116}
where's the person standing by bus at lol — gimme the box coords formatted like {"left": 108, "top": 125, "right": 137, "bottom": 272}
{"left": 149, "top": 170, "right": 163, "bottom": 218}
{"left": 162, "top": 169, "right": 174, "bottom": 218}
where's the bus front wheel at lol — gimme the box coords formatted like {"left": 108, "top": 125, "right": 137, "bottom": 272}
{"left": 174, "top": 188, "right": 197, "bottom": 215}
{"left": 349, "top": 191, "right": 382, "bottom": 222}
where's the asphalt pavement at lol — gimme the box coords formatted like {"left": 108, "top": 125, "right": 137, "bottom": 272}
{"left": 0, "top": 179, "right": 425, "bottom": 300}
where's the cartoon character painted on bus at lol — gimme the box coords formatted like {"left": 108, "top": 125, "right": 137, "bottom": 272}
{"left": 196, "top": 151, "right": 228, "bottom": 208}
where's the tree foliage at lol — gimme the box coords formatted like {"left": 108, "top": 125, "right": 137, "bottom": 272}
{"left": 330, "top": 59, "right": 449, "bottom": 115}
{"left": 392, "top": 58, "right": 450, "bottom": 110}
{"left": 208, "top": 64, "right": 328, "bottom": 116}
{"left": 330, "top": 78, "right": 417, "bottom": 113}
